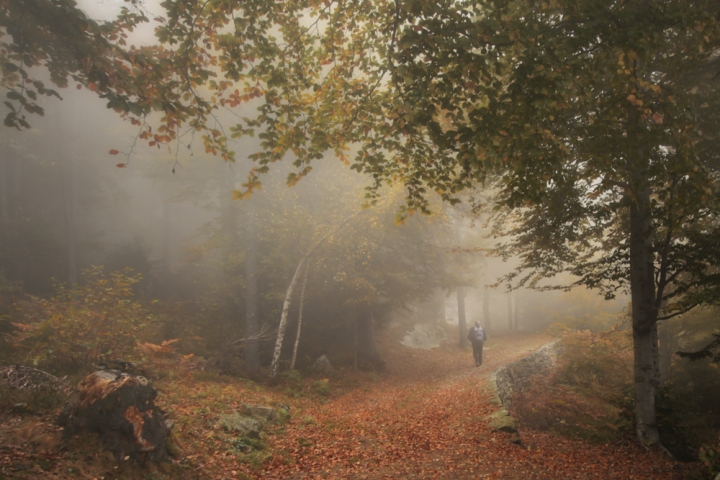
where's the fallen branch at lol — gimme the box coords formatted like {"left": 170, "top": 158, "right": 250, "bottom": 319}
{"left": 0, "top": 365, "right": 72, "bottom": 394}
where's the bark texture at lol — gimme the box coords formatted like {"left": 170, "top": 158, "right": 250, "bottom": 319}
{"left": 290, "top": 260, "right": 310, "bottom": 370}
{"left": 628, "top": 150, "right": 660, "bottom": 446}
{"left": 270, "top": 257, "right": 308, "bottom": 377}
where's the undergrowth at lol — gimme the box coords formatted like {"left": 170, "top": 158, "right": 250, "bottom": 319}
{"left": 511, "top": 324, "right": 720, "bottom": 478}
{"left": 511, "top": 328, "right": 632, "bottom": 443}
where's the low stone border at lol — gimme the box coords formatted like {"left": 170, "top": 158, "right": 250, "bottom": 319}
{"left": 486, "top": 340, "right": 559, "bottom": 434}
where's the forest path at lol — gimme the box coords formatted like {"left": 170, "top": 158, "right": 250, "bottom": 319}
{"left": 259, "top": 330, "right": 680, "bottom": 480}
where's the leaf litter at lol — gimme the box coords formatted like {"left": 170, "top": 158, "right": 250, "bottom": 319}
{"left": 0, "top": 330, "right": 682, "bottom": 479}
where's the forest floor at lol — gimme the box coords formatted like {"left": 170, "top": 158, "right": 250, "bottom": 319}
{"left": 0, "top": 328, "right": 685, "bottom": 479}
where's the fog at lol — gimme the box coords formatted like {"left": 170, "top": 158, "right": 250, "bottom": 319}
{"left": 0, "top": 78, "right": 628, "bottom": 339}
{"left": 0, "top": 0, "right": 635, "bottom": 368}
{"left": 5, "top": 2, "right": 720, "bottom": 477}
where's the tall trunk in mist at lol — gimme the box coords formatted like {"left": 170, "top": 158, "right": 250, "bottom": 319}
{"left": 60, "top": 160, "right": 78, "bottom": 286}
{"left": 433, "top": 289, "right": 445, "bottom": 323}
{"left": 353, "top": 314, "right": 359, "bottom": 372}
{"left": 356, "top": 303, "right": 385, "bottom": 370}
{"left": 457, "top": 286, "right": 467, "bottom": 348}
{"left": 161, "top": 184, "right": 173, "bottom": 277}
{"left": 244, "top": 198, "right": 260, "bottom": 378}
{"left": 218, "top": 166, "right": 240, "bottom": 325}
{"left": 0, "top": 154, "right": 22, "bottom": 280}
{"left": 290, "top": 260, "right": 310, "bottom": 370}
{"left": 513, "top": 293, "right": 520, "bottom": 330}
{"left": 628, "top": 144, "right": 660, "bottom": 445}
{"left": 507, "top": 293, "right": 513, "bottom": 330}
{"left": 218, "top": 166, "right": 238, "bottom": 255}
{"left": 483, "top": 289, "right": 491, "bottom": 335}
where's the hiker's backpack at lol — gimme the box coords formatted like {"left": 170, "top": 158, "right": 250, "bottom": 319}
{"left": 471, "top": 326, "right": 485, "bottom": 342}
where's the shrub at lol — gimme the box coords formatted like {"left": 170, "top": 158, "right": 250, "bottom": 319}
{"left": 510, "top": 328, "right": 634, "bottom": 443}
{"left": 8, "top": 267, "right": 158, "bottom": 371}
{"left": 312, "top": 378, "right": 331, "bottom": 397}
{"left": 694, "top": 439, "right": 720, "bottom": 480}
{"left": 555, "top": 328, "right": 633, "bottom": 400}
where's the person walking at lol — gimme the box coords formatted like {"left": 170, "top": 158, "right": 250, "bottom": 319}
{"left": 467, "top": 321, "right": 487, "bottom": 367}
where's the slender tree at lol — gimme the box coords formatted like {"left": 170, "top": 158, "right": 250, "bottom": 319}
{"left": 244, "top": 198, "right": 260, "bottom": 377}
{"left": 483, "top": 289, "right": 491, "bottom": 336}
{"left": 506, "top": 294, "right": 513, "bottom": 331}
{"left": 289, "top": 259, "right": 310, "bottom": 370}
{"left": 457, "top": 286, "right": 467, "bottom": 348}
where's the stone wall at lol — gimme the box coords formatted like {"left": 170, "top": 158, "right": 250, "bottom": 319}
{"left": 486, "top": 340, "right": 559, "bottom": 433}
{"left": 494, "top": 340, "right": 559, "bottom": 406}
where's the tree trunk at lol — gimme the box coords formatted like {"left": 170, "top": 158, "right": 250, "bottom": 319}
{"left": 0, "top": 157, "right": 8, "bottom": 273}
{"left": 513, "top": 293, "right": 520, "bottom": 330}
{"left": 0, "top": 156, "right": 8, "bottom": 229}
{"left": 60, "top": 160, "right": 78, "bottom": 286}
{"left": 290, "top": 260, "right": 309, "bottom": 370}
{"left": 161, "top": 183, "right": 173, "bottom": 277}
{"left": 356, "top": 303, "right": 385, "bottom": 370}
{"left": 432, "top": 289, "right": 445, "bottom": 323}
{"left": 457, "top": 287, "right": 467, "bottom": 348}
{"left": 483, "top": 289, "right": 491, "bottom": 335}
{"left": 628, "top": 150, "right": 660, "bottom": 446}
{"left": 507, "top": 293, "right": 513, "bottom": 330}
{"left": 658, "top": 320, "right": 671, "bottom": 384}
{"left": 244, "top": 199, "right": 260, "bottom": 378}
{"left": 269, "top": 212, "right": 360, "bottom": 377}
{"left": 269, "top": 257, "right": 307, "bottom": 377}
{"left": 353, "top": 315, "right": 358, "bottom": 373}
{"left": 651, "top": 321, "right": 660, "bottom": 379}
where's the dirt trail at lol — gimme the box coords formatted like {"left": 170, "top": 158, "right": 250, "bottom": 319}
{"left": 259, "top": 331, "right": 681, "bottom": 480}
{"left": 0, "top": 331, "right": 682, "bottom": 479}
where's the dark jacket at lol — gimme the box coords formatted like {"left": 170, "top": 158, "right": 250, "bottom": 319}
{"left": 468, "top": 325, "right": 486, "bottom": 343}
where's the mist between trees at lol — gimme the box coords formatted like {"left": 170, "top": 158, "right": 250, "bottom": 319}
{"left": 1, "top": 0, "right": 720, "bottom": 465}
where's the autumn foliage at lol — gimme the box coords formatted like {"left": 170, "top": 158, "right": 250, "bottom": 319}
{"left": 510, "top": 329, "right": 634, "bottom": 442}
{"left": 7, "top": 267, "right": 158, "bottom": 370}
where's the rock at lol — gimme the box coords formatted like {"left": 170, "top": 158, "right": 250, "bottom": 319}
{"left": 488, "top": 409, "right": 518, "bottom": 434}
{"left": 219, "top": 414, "right": 263, "bottom": 438}
{"left": 312, "top": 354, "right": 334, "bottom": 374}
{"left": 485, "top": 342, "right": 559, "bottom": 437}
{"left": 494, "top": 341, "right": 559, "bottom": 406}
{"left": 57, "top": 370, "right": 169, "bottom": 464}
{"left": 242, "top": 403, "right": 276, "bottom": 422}
{"left": 510, "top": 436, "right": 523, "bottom": 445}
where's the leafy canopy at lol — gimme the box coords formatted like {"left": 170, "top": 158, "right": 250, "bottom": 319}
{"left": 3, "top": 0, "right": 720, "bottom": 314}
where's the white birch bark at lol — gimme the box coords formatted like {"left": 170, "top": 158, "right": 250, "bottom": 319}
{"left": 289, "top": 260, "right": 310, "bottom": 370}
{"left": 270, "top": 212, "right": 359, "bottom": 377}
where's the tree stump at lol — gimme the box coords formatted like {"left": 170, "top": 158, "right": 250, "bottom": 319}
{"left": 57, "top": 370, "right": 170, "bottom": 464}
